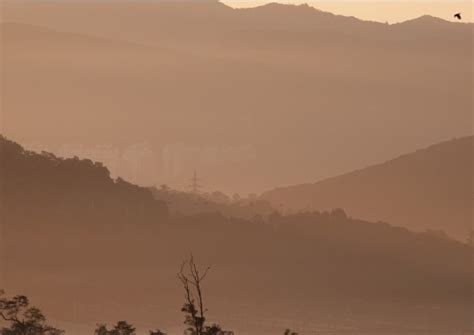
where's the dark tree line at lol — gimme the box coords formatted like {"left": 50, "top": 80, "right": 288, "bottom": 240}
{"left": 0, "top": 257, "right": 297, "bottom": 335}
{"left": 0, "top": 135, "right": 168, "bottom": 232}
{"left": 0, "top": 290, "right": 63, "bottom": 335}
{"left": 0, "top": 257, "right": 286, "bottom": 335}
{"left": 94, "top": 321, "right": 138, "bottom": 335}
{"left": 150, "top": 186, "right": 274, "bottom": 221}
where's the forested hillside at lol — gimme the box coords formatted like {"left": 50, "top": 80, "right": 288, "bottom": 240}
{"left": 262, "top": 136, "right": 473, "bottom": 241}
{"left": 1, "top": 136, "right": 471, "bottom": 334}
{"left": 0, "top": 135, "right": 168, "bottom": 232}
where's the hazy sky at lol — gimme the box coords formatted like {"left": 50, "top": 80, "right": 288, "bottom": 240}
{"left": 223, "top": 1, "right": 473, "bottom": 23}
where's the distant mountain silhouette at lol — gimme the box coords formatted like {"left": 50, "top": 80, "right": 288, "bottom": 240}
{"left": 1, "top": 136, "right": 471, "bottom": 333}
{"left": 149, "top": 185, "right": 274, "bottom": 220}
{"left": 0, "top": 135, "right": 168, "bottom": 233}
{"left": 2, "top": 1, "right": 472, "bottom": 193}
{"left": 262, "top": 136, "right": 473, "bottom": 240}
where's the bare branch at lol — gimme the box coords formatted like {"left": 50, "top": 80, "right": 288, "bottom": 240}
{"left": 177, "top": 255, "right": 211, "bottom": 335}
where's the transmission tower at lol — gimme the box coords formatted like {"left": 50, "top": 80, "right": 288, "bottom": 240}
{"left": 188, "top": 170, "right": 202, "bottom": 193}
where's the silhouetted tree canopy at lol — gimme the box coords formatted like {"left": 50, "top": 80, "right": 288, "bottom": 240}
{"left": 1, "top": 135, "right": 471, "bottom": 332}
{"left": 94, "top": 321, "right": 135, "bottom": 335}
{"left": 149, "top": 186, "right": 273, "bottom": 220}
{"left": 0, "top": 290, "right": 63, "bottom": 335}
{"left": 0, "top": 135, "right": 168, "bottom": 232}
{"left": 149, "top": 330, "right": 166, "bottom": 335}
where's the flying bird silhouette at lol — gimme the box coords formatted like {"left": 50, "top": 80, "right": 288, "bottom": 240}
{"left": 454, "top": 13, "right": 462, "bottom": 20}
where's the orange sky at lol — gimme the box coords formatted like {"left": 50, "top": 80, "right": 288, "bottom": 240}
{"left": 223, "top": 1, "right": 473, "bottom": 23}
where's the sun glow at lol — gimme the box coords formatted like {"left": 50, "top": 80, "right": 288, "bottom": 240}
{"left": 222, "top": 0, "right": 474, "bottom": 23}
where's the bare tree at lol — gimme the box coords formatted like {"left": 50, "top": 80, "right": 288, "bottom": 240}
{"left": 177, "top": 255, "right": 210, "bottom": 335}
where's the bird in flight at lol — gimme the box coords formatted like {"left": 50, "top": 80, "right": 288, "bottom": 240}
{"left": 454, "top": 13, "right": 462, "bottom": 20}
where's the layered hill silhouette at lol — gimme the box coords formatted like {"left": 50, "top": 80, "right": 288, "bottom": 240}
{"left": 262, "top": 136, "right": 473, "bottom": 241}
{"left": 0, "top": 135, "right": 168, "bottom": 232}
{"left": 2, "top": 1, "right": 472, "bottom": 192}
{"left": 149, "top": 185, "right": 275, "bottom": 220}
{"left": 1, "top": 136, "right": 471, "bottom": 333}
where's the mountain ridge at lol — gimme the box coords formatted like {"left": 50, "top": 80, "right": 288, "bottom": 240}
{"left": 1, "top": 135, "right": 471, "bottom": 333}
{"left": 261, "top": 136, "right": 474, "bottom": 240}
{"left": 2, "top": 0, "right": 472, "bottom": 193}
